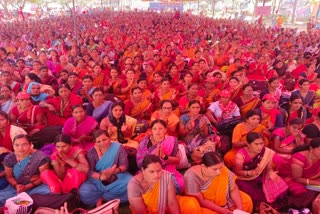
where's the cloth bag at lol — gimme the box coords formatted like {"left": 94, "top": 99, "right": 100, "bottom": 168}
{"left": 262, "top": 172, "right": 288, "bottom": 203}
{"left": 5, "top": 192, "right": 33, "bottom": 214}
{"left": 34, "top": 198, "right": 120, "bottom": 214}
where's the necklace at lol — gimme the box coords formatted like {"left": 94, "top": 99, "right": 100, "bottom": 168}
{"left": 60, "top": 99, "right": 70, "bottom": 117}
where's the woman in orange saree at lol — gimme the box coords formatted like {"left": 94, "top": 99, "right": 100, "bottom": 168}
{"left": 128, "top": 155, "right": 213, "bottom": 214}
{"left": 184, "top": 152, "right": 253, "bottom": 214}
{"left": 124, "top": 87, "right": 153, "bottom": 121}
{"left": 234, "top": 84, "right": 261, "bottom": 117}
{"left": 152, "top": 78, "right": 178, "bottom": 113}
{"left": 224, "top": 110, "right": 269, "bottom": 169}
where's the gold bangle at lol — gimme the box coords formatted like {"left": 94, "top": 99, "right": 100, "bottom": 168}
{"left": 306, "top": 179, "right": 310, "bottom": 185}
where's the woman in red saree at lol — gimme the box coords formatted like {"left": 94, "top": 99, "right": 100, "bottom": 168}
{"left": 39, "top": 84, "right": 83, "bottom": 126}
{"left": 0, "top": 111, "right": 26, "bottom": 151}
{"left": 234, "top": 84, "right": 261, "bottom": 118}
{"left": 166, "top": 64, "right": 182, "bottom": 87}
{"left": 176, "top": 72, "right": 193, "bottom": 98}
{"left": 286, "top": 138, "right": 320, "bottom": 213}
{"left": 119, "top": 69, "right": 137, "bottom": 101}
{"left": 124, "top": 87, "right": 153, "bottom": 121}
{"left": 226, "top": 77, "right": 243, "bottom": 102}
{"left": 9, "top": 92, "right": 45, "bottom": 135}
{"left": 178, "top": 84, "right": 205, "bottom": 115}
{"left": 105, "top": 67, "right": 122, "bottom": 96}
{"left": 40, "top": 134, "right": 89, "bottom": 193}
{"left": 174, "top": 53, "right": 187, "bottom": 72}
{"left": 152, "top": 78, "right": 178, "bottom": 112}
{"left": 255, "top": 94, "right": 283, "bottom": 131}
{"left": 280, "top": 94, "right": 307, "bottom": 125}
{"left": 66, "top": 72, "right": 82, "bottom": 95}
{"left": 91, "top": 64, "right": 108, "bottom": 90}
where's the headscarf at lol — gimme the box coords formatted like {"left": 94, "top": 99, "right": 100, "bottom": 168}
{"left": 108, "top": 102, "right": 127, "bottom": 144}
{"left": 27, "top": 82, "right": 48, "bottom": 102}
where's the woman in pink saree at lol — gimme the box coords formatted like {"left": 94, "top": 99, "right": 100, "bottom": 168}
{"left": 40, "top": 134, "right": 89, "bottom": 193}
{"left": 136, "top": 119, "right": 184, "bottom": 193}
{"left": 63, "top": 105, "right": 98, "bottom": 150}
{"left": 287, "top": 138, "right": 320, "bottom": 213}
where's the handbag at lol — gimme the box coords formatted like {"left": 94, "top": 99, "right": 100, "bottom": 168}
{"left": 262, "top": 172, "right": 288, "bottom": 203}
{"left": 216, "top": 117, "right": 242, "bottom": 132}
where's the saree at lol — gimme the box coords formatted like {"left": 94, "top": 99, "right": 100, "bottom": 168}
{"left": 86, "top": 101, "right": 112, "bottom": 123}
{"left": 40, "top": 147, "right": 87, "bottom": 193}
{"left": 0, "top": 98, "right": 15, "bottom": 113}
{"left": 46, "top": 94, "right": 83, "bottom": 125}
{"left": 235, "top": 97, "right": 261, "bottom": 117}
{"left": 235, "top": 147, "right": 276, "bottom": 206}
{"left": 0, "top": 151, "right": 50, "bottom": 206}
{"left": 130, "top": 170, "right": 213, "bottom": 214}
{"left": 272, "top": 128, "right": 305, "bottom": 177}
{"left": 0, "top": 125, "right": 26, "bottom": 151}
{"left": 63, "top": 116, "right": 98, "bottom": 150}
{"left": 11, "top": 105, "right": 45, "bottom": 132}
{"left": 286, "top": 152, "right": 320, "bottom": 210}
{"left": 151, "top": 111, "right": 179, "bottom": 137}
{"left": 124, "top": 99, "right": 152, "bottom": 120}
{"left": 179, "top": 114, "right": 213, "bottom": 149}
{"left": 92, "top": 73, "right": 108, "bottom": 87}
{"left": 137, "top": 135, "right": 184, "bottom": 193}
{"left": 224, "top": 123, "right": 269, "bottom": 168}
{"left": 27, "top": 82, "right": 48, "bottom": 103}
{"left": 202, "top": 166, "right": 252, "bottom": 213}
{"left": 258, "top": 106, "right": 282, "bottom": 129}
{"left": 78, "top": 143, "right": 132, "bottom": 206}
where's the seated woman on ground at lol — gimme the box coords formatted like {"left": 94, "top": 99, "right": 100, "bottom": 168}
{"left": 234, "top": 132, "right": 287, "bottom": 211}
{"left": 40, "top": 134, "right": 89, "bottom": 194}
{"left": 79, "top": 129, "right": 132, "bottom": 207}
{"left": 124, "top": 86, "right": 153, "bottom": 121}
{"left": 128, "top": 154, "right": 215, "bottom": 214}
{"left": 272, "top": 118, "right": 306, "bottom": 177}
{"left": 63, "top": 104, "right": 98, "bottom": 151}
{"left": 224, "top": 110, "right": 269, "bottom": 169}
{"left": 184, "top": 152, "right": 253, "bottom": 214}
{"left": 179, "top": 100, "right": 219, "bottom": 163}
{"left": 137, "top": 119, "right": 184, "bottom": 193}
{"left": 0, "top": 134, "right": 51, "bottom": 206}
{"left": 0, "top": 85, "right": 16, "bottom": 114}
{"left": 286, "top": 137, "right": 320, "bottom": 213}
{"left": 85, "top": 87, "right": 113, "bottom": 123}
{"left": 9, "top": 92, "right": 46, "bottom": 136}
{"left": 100, "top": 102, "right": 138, "bottom": 149}
{"left": 280, "top": 93, "right": 307, "bottom": 126}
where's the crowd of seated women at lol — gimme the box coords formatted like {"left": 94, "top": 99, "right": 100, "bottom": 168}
{"left": 0, "top": 9, "right": 320, "bottom": 214}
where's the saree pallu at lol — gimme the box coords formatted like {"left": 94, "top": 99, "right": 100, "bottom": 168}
{"left": 151, "top": 111, "right": 179, "bottom": 137}
{"left": 41, "top": 147, "right": 87, "bottom": 193}
{"left": 236, "top": 147, "right": 276, "bottom": 207}
{"left": 79, "top": 143, "right": 132, "bottom": 206}
{"left": 237, "top": 97, "right": 261, "bottom": 117}
{"left": 125, "top": 99, "right": 152, "bottom": 120}
{"left": 287, "top": 152, "right": 320, "bottom": 195}
{"left": 202, "top": 166, "right": 253, "bottom": 213}
{"left": 137, "top": 136, "right": 184, "bottom": 193}
{"left": 0, "top": 125, "right": 26, "bottom": 151}
{"left": 90, "top": 101, "right": 112, "bottom": 123}
{"left": 131, "top": 171, "right": 213, "bottom": 214}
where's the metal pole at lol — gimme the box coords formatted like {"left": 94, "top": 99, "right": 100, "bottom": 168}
{"left": 73, "top": 0, "right": 77, "bottom": 42}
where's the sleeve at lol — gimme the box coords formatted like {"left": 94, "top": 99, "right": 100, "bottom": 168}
{"left": 232, "top": 124, "right": 244, "bottom": 143}
{"left": 85, "top": 104, "right": 94, "bottom": 116}
{"left": 275, "top": 113, "right": 284, "bottom": 128}
{"left": 116, "top": 145, "right": 129, "bottom": 169}
{"left": 170, "top": 137, "right": 179, "bottom": 156}
{"left": 86, "top": 148, "right": 98, "bottom": 174}
{"left": 232, "top": 105, "right": 241, "bottom": 117}
{"left": 184, "top": 170, "right": 201, "bottom": 194}
{"left": 127, "top": 177, "right": 143, "bottom": 198}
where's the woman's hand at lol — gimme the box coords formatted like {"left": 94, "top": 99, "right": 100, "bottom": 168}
{"left": 268, "top": 171, "right": 279, "bottom": 181}
{"left": 16, "top": 184, "right": 27, "bottom": 193}
{"left": 101, "top": 165, "right": 117, "bottom": 179}
{"left": 121, "top": 123, "right": 128, "bottom": 132}
{"left": 55, "top": 202, "right": 69, "bottom": 214}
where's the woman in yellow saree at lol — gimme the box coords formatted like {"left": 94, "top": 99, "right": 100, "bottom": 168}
{"left": 184, "top": 152, "right": 253, "bottom": 214}
{"left": 128, "top": 154, "right": 214, "bottom": 214}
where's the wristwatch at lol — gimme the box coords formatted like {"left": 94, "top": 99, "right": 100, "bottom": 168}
{"left": 163, "top": 155, "right": 169, "bottom": 160}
